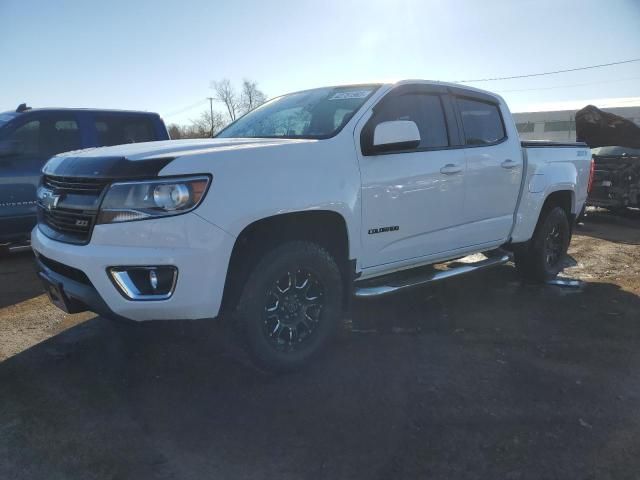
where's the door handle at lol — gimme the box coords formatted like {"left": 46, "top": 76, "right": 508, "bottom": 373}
{"left": 440, "top": 164, "right": 462, "bottom": 175}
{"left": 501, "top": 159, "right": 518, "bottom": 169}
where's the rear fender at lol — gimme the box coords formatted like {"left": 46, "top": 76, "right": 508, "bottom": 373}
{"left": 511, "top": 161, "right": 579, "bottom": 243}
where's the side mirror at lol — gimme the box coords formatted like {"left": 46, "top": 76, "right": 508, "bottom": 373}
{"left": 0, "top": 140, "right": 18, "bottom": 158}
{"left": 372, "top": 120, "right": 421, "bottom": 153}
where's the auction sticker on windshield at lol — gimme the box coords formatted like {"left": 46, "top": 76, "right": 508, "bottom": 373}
{"left": 328, "top": 90, "right": 372, "bottom": 100}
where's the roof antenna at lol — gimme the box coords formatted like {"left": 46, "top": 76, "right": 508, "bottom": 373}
{"left": 16, "top": 103, "right": 31, "bottom": 113}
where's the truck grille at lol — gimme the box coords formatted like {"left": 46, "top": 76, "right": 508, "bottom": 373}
{"left": 40, "top": 207, "right": 96, "bottom": 235}
{"left": 43, "top": 175, "right": 110, "bottom": 194}
{"left": 37, "top": 175, "right": 110, "bottom": 244}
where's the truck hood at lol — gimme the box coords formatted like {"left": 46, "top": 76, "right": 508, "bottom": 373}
{"left": 43, "top": 138, "right": 318, "bottom": 179}
{"left": 57, "top": 138, "right": 317, "bottom": 161}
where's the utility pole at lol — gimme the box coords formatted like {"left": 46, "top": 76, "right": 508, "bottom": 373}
{"left": 207, "top": 97, "right": 215, "bottom": 138}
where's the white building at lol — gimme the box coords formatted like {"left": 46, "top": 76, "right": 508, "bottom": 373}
{"left": 513, "top": 105, "right": 640, "bottom": 142}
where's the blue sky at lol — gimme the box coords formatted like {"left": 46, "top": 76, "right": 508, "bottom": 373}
{"left": 1, "top": 0, "right": 639, "bottom": 125}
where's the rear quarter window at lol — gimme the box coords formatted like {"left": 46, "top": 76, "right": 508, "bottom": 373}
{"left": 94, "top": 115, "right": 155, "bottom": 147}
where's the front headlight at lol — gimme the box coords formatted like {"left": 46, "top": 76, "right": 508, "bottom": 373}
{"left": 97, "top": 175, "right": 210, "bottom": 224}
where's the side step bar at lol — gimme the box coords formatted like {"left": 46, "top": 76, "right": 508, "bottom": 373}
{"left": 354, "top": 249, "right": 512, "bottom": 298}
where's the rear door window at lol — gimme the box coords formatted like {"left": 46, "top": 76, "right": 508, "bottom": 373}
{"left": 456, "top": 98, "right": 506, "bottom": 145}
{"left": 94, "top": 116, "right": 155, "bottom": 147}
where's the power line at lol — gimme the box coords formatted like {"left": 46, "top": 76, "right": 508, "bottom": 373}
{"left": 495, "top": 75, "right": 640, "bottom": 93}
{"left": 164, "top": 60, "right": 640, "bottom": 120}
{"left": 163, "top": 99, "right": 208, "bottom": 118}
{"left": 456, "top": 58, "right": 640, "bottom": 83}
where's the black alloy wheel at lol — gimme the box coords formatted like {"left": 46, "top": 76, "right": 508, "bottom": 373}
{"left": 263, "top": 268, "right": 325, "bottom": 351}
{"left": 514, "top": 206, "right": 571, "bottom": 282}
{"left": 543, "top": 222, "right": 564, "bottom": 269}
{"left": 236, "top": 241, "right": 343, "bottom": 372}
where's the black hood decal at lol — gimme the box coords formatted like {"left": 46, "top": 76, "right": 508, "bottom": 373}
{"left": 42, "top": 155, "right": 175, "bottom": 179}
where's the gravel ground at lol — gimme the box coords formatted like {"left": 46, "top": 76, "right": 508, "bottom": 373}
{"left": 0, "top": 209, "right": 639, "bottom": 480}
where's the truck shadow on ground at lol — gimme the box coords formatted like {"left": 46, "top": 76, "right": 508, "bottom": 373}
{"left": 2, "top": 265, "right": 640, "bottom": 479}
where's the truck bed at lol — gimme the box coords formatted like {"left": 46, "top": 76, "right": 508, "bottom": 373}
{"left": 521, "top": 140, "right": 588, "bottom": 148}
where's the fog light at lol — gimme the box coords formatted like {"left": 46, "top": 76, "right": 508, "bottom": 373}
{"left": 108, "top": 266, "right": 177, "bottom": 300}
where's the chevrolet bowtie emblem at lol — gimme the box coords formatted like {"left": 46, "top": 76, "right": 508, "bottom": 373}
{"left": 46, "top": 194, "right": 61, "bottom": 211}
{"left": 38, "top": 188, "right": 63, "bottom": 211}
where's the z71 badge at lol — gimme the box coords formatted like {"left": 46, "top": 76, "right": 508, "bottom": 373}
{"left": 368, "top": 226, "right": 399, "bottom": 235}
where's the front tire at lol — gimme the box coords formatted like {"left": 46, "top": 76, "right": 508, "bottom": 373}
{"left": 235, "top": 241, "right": 344, "bottom": 372}
{"left": 514, "top": 206, "right": 571, "bottom": 282}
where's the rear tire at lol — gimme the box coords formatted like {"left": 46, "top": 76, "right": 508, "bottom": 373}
{"left": 235, "top": 241, "right": 344, "bottom": 372}
{"left": 514, "top": 206, "right": 571, "bottom": 283}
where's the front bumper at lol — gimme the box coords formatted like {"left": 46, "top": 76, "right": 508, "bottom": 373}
{"left": 36, "top": 253, "right": 122, "bottom": 319}
{"left": 31, "top": 213, "right": 236, "bottom": 321}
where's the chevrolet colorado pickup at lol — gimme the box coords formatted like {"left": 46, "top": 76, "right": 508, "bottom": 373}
{"left": 32, "top": 81, "right": 592, "bottom": 371}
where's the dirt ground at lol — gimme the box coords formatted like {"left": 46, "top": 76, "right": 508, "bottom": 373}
{"left": 1, "top": 209, "right": 639, "bottom": 479}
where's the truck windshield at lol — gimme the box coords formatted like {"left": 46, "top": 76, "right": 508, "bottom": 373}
{"left": 217, "top": 85, "right": 380, "bottom": 139}
{"left": 0, "top": 113, "right": 17, "bottom": 128}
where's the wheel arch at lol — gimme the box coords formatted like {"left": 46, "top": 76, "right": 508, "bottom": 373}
{"left": 220, "top": 210, "right": 352, "bottom": 314}
{"left": 541, "top": 188, "right": 575, "bottom": 218}
{"left": 510, "top": 185, "right": 576, "bottom": 244}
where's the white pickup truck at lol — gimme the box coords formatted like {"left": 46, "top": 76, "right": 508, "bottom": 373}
{"left": 32, "top": 81, "right": 593, "bottom": 370}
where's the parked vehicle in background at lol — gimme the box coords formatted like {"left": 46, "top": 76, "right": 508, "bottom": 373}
{"left": 32, "top": 81, "right": 591, "bottom": 371}
{"left": 576, "top": 105, "right": 640, "bottom": 213}
{"left": 0, "top": 105, "right": 169, "bottom": 246}
{"left": 587, "top": 147, "right": 640, "bottom": 212}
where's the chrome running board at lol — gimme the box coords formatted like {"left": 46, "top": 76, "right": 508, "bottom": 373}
{"left": 354, "top": 249, "right": 512, "bottom": 298}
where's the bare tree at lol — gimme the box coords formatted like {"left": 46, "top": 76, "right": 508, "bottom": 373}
{"left": 211, "top": 78, "right": 239, "bottom": 122}
{"left": 170, "top": 78, "right": 267, "bottom": 138}
{"left": 239, "top": 79, "right": 267, "bottom": 114}
{"left": 167, "top": 124, "right": 183, "bottom": 139}
{"left": 190, "top": 110, "right": 226, "bottom": 137}
{"left": 167, "top": 110, "right": 226, "bottom": 139}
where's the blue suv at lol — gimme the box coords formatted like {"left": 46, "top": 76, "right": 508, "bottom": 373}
{"left": 0, "top": 105, "right": 169, "bottom": 245}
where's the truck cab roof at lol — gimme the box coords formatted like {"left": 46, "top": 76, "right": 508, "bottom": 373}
{"left": 0, "top": 106, "right": 163, "bottom": 131}
{"left": 1, "top": 106, "right": 161, "bottom": 117}
{"left": 0, "top": 106, "right": 166, "bottom": 136}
